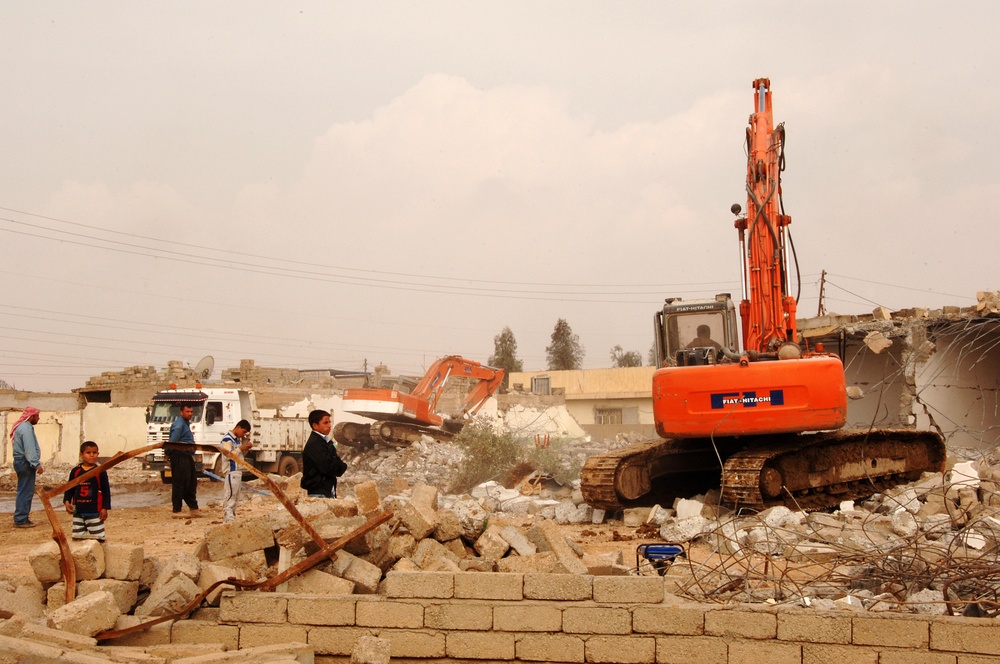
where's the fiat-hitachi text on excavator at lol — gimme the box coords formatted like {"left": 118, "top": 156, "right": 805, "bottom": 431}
{"left": 581, "top": 78, "right": 946, "bottom": 512}
{"left": 333, "top": 355, "right": 504, "bottom": 448}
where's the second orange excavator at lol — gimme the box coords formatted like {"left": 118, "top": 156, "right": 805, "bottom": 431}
{"left": 333, "top": 355, "right": 504, "bottom": 448}
{"left": 581, "top": 78, "right": 946, "bottom": 512}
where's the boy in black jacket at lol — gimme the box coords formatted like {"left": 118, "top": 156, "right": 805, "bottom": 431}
{"left": 301, "top": 410, "right": 347, "bottom": 498}
{"left": 64, "top": 441, "right": 111, "bottom": 540}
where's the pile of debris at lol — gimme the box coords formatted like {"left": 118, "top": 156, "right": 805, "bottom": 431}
{"left": 642, "top": 456, "right": 1000, "bottom": 615}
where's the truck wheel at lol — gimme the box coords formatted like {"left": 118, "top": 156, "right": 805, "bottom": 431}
{"left": 160, "top": 471, "right": 172, "bottom": 485}
{"left": 278, "top": 455, "right": 300, "bottom": 477}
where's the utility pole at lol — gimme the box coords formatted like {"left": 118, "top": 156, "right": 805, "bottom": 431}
{"left": 817, "top": 270, "right": 827, "bottom": 317}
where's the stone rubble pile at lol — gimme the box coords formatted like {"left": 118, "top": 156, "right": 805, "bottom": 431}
{"left": 644, "top": 457, "right": 1000, "bottom": 615}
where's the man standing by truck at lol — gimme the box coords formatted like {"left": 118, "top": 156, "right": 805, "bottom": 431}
{"left": 301, "top": 409, "right": 347, "bottom": 498}
{"left": 167, "top": 404, "right": 201, "bottom": 518}
{"left": 220, "top": 419, "right": 253, "bottom": 522}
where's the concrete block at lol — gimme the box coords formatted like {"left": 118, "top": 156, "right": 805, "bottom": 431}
{"left": 446, "top": 631, "right": 515, "bottom": 661}
{"left": 238, "top": 623, "right": 308, "bottom": 650}
{"left": 353, "top": 480, "right": 382, "bottom": 516}
{"left": 523, "top": 573, "right": 592, "bottom": 600}
{"left": 454, "top": 572, "right": 521, "bottom": 600}
{"left": 410, "top": 537, "right": 459, "bottom": 569}
{"left": 705, "top": 609, "right": 777, "bottom": 639}
{"left": 307, "top": 625, "right": 374, "bottom": 656}
{"left": 496, "top": 552, "right": 557, "bottom": 573}
{"left": 28, "top": 540, "right": 63, "bottom": 583}
{"left": 19, "top": 621, "right": 98, "bottom": 650}
{"left": 203, "top": 515, "right": 275, "bottom": 562}
{"left": 424, "top": 602, "right": 493, "bottom": 630}
{"left": 171, "top": 642, "right": 313, "bottom": 663}
{"left": 930, "top": 616, "right": 1000, "bottom": 655}
{"left": 218, "top": 591, "right": 287, "bottom": 624}
{"left": 78, "top": 578, "right": 139, "bottom": 614}
{"left": 384, "top": 630, "right": 446, "bottom": 659}
{"left": 493, "top": 604, "right": 562, "bottom": 632}
{"left": 349, "top": 634, "right": 391, "bottom": 664}
{"left": 460, "top": 556, "right": 497, "bottom": 572}
{"left": 423, "top": 555, "right": 461, "bottom": 573}
{"left": 355, "top": 598, "right": 423, "bottom": 628}
{"left": 562, "top": 606, "right": 631, "bottom": 634}
{"left": 171, "top": 619, "right": 240, "bottom": 649}
{"left": 633, "top": 605, "right": 705, "bottom": 635}
{"left": 0, "top": 581, "right": 45, "bottom": 619}
{"left": 100, "top": 615, "right": 173, "bottom": 647}
{"left": 286, "top": 568, "right": 355, "bottom": 595}
{"left": 473, "top": 524, "right": 510, "bottom": 560}
{"left": 517, "top": 633, "right": 585, "bottom": 662}
{"left": 384, "top": 571, "right": 453, "bottom": 598}
{"left": 47, "top": 589, "right": 120, "bottom": 637}
{"left": 777, "top": 611, "right": 851, "bottom": 644}
{"left": 442, "top": 536, "right": 468, "bottom": 559}
{"left": 586, "top": 636, "right": 657, "bottom": 663}
{"left": 536, "top": 519, "right": 587, "bottom": 574}
{"left": 0, "top": 634, "right": 65, "bottom": 661}
{"left": 197, "top": 563, "right": 244, "bottom": 607}
{"left": 801, "top": 643, "right": 879, "bottom": 664}
{"left": 593, "top": 575, "right": 664, "bottom": 604}
{"left": 103, "top": 541, "right": 144, "bottom": 581}
{"left": 433, "top": 508, "right": 463, "bottom": 542}
{"left": 397, "top": 499, "right": 439, "bottom": 540}
{"left": 342, "top": 553, "right": 383, "bottom": 594}
{"left": 411, "top": 482, "right": 439, "bottom": 510}
{"left": 728, "top": 640, "right": 801, "bottom": 664}
{"left": 70, "top": 539, "right": 106, "bottom": 580}
{"left": 287, "top": 596, "right": 357, "bottom": 626}
{"left": 140, "top": 556, "right": 163, "bottom": 590}
{"left": 852, "top": 614, "right": 929, "bottom": 648}
{"left": 623, "top": 507, "right": 652, "bottom": 526}
{"left": 499, "top": 525, "right": 537, "bottom": 556}
{"left": 655, "top": 635, "right": 726, "bottom": 664}
{"left": 135, "top": 574, "right": 201, "bottom": 618}
{"left": 383, "top": 532, "right": 417, "bottom": 566}
{"left": 152, "top": 551, "right": 202, "bottom": 594}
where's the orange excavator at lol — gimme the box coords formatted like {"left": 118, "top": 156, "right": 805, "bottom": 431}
{"left": 581, "top": 78, "right": 946, "bottom": 512}
{"left": 333, "top": 355, "right": 504, "bottom": 448}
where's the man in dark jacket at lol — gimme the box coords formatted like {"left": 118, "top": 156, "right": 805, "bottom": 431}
{"left": 301, "top": 409, "right": 347, "bottom": 498}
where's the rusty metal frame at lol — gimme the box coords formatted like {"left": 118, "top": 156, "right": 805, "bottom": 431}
{"left": 37, "top": 440, "right": 371, "bottom": 611}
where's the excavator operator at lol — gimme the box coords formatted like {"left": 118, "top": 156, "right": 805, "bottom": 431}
{"left": 685, "top": 324, "right": 722, "bottom": 351}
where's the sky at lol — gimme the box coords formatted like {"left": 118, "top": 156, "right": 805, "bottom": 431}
{"left": 1, "top": 2, "right": 998, "bottom": 392}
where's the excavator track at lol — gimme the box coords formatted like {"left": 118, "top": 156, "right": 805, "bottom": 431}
{"left": 721, "top": 429, "right": 946, "bottom": 511}
{"left": 581, "top": 438, "right": 740, "bottom": 511}
{"left": 581, "top": 429, "right": 946, "bottom": 513}
{"left": 368, "top": 421, "right": 455, "bottom": 448}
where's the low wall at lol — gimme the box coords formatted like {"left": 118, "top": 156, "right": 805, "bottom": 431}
{"left": 110, "top": 572, "right": 1000, "bottom": 663}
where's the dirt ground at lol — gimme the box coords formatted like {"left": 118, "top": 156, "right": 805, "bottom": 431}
{"left": 0, "top": 472, "right": 662, "bottom": 582}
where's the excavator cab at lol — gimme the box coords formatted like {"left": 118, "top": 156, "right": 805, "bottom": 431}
{"left": 653, "top": 293, "right": 739, "bottom": 368}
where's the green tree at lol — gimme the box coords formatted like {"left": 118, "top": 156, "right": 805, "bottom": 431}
{"left": 610, "top": 345, "right": 643, "bottom": 368}
{"left": 648, "top": 342, "right": 657, "bottom": 367}
{"left": 488, "top": 326, "right": 523, "bottom": 390}
{"left": 545, "top": 318, "right": 585, "bottom": 370}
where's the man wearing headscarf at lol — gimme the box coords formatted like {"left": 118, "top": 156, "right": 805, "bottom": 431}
{"left": 11, "top": 406, "right": 44, "bottom": 528}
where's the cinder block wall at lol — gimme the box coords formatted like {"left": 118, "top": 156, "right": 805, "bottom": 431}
{"left": 125, "top": 572, "right": 1000, "bottom": 663}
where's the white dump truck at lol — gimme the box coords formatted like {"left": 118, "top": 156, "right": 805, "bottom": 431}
{"left": 141, "top": 387, "right": 311, "bottom": 483}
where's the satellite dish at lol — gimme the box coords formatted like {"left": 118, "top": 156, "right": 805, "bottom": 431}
{"left": 194, "top": 356, "right": 215, "bottom": 381}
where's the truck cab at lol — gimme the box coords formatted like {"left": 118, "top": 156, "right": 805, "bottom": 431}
{"left": 143, "top": 388, "right": 255, "bottom": 482}
{"left": 653, "top": 293, "right": 740, "bottom": 368}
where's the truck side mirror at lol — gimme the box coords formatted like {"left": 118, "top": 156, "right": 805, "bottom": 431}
{"left": 145, "top": 407, "right": 151, "bottom": 424}
{"left": 206, "top": 410, "right": 216, "bottom": 426}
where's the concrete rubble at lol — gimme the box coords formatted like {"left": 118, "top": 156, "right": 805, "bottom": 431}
{"left": 7, "top": 400, "right": 1000, "bottom": 659}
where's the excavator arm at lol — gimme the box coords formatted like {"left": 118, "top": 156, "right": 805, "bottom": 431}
{"left": 411, "top": 355, "right": 504, "bottom": 417}
{"left": 736, "top": 77, "right": 797, "bottom": 353}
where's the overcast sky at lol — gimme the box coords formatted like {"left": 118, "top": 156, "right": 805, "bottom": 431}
{"left": 1, "top": 2, "right": 997, "bottom": 392}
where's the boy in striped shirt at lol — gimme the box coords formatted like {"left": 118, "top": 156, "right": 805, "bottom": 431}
{"left": 220, "top": 420, "right": 253, "bottom": 523}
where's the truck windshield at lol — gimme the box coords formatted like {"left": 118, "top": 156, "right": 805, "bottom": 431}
{"left": 663, "top": 312, "right": 728, "bottom": 357}
{"left": 149, "top": 401, "right": 204, "bottom": 424}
